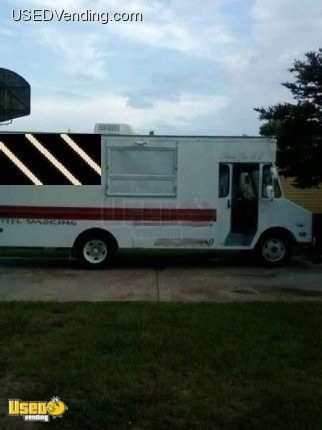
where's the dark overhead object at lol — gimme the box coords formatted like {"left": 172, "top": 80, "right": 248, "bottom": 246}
{"left": 0, "top": 68, "right": 31, "bottom": 122}
{"left": 0, "top": 133, "right": 101, "bottom": 185}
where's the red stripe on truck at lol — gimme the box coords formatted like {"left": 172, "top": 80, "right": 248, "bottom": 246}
{"left": 0, "top": 206, "right": 216, "bottom": 222}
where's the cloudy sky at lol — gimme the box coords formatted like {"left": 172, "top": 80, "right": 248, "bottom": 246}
{"left": 1, "top": 0, "right": 321, "bottom": 135}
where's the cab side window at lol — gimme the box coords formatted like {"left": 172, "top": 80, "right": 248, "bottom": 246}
{"left": 262, "top": 164, "right": 282, "bottom": 198}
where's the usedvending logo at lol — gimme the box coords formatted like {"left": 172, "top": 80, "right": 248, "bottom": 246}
{"left": 8, "top": 396, "right": 68, "bottom": 423}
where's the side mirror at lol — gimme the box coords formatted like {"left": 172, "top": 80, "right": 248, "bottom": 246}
{"left": 266, "top": 185, "right": 274, "bottom": 200}
{"left": 271, "top": 166, "right": 279, "bottom": 179}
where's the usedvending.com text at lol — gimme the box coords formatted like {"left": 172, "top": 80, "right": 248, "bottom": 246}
{"left": 11, "top": 9, "right": 144, "bottom": 24}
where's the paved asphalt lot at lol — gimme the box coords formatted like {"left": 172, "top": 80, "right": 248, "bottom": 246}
{"left": 0, "top": 253, "right": 321, "bottom": 302}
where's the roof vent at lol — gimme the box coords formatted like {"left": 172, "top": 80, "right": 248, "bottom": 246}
{"left": 94, "top": 123, "right": 134, "bottom": 135}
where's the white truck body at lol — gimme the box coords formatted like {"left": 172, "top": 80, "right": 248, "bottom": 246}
{"left": 0, "top": 132, "right": 312, "bottom": 260}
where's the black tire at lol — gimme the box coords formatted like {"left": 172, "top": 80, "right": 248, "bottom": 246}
{"left": 75, "top": 235, "right": 114, "bottom": 269}
{"left": 257, "top": 234, "right": 291, "bottom": 267}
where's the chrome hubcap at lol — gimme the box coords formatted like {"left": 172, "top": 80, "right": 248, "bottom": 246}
{"left": 83, "top": 239, "right": 108, "bottom": 264}
{"left": 262, "top": 238, "right": 286, "bottom": 263}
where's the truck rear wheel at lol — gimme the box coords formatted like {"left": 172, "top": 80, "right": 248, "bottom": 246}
{"left": 76, "top": 236, "right": 113, "bottom": 269}
{"left": 257, "top": 234, "right": 291, "bottom": 267}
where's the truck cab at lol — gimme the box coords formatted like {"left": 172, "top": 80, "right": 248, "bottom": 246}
{"left": 218, "top": 161, "right": 312, "bottom": 265}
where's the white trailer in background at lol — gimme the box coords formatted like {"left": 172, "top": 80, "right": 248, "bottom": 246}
{"left": 0, "top": 125, "right": 312, "bottom": 268}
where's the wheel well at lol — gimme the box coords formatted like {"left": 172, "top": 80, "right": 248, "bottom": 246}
{"left": 73, "top": 228, "right": 118, "bottom": 252}
{"left": 257, "top": 227, "right": 296, "bottom": 247}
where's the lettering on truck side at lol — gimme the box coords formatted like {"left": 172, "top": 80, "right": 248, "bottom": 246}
{"left": 0, "top": 219, "right": 77, "bottom": 226}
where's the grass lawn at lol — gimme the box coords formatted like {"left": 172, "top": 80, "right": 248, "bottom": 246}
{"left": 1, "top": 303, "right": 322, "bottom": 429}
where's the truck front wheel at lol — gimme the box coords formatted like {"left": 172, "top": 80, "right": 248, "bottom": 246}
{"left": 257, "top": 234, "right": 291, "bottom": 267}
{"left": 75, "top": 236, "right": 113, "bottom": 269}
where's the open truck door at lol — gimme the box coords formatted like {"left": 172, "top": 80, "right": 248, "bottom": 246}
{"left": 217, "top": 163, "right": 260, "bottom": 247}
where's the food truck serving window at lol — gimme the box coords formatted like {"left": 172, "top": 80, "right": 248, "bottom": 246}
{"left": 107, "top": 146, "right": 177, "bottom": 196}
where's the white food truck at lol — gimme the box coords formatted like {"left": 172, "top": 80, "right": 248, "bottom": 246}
{"left": 0, "top": 124, "right": 312, "bottom": 268}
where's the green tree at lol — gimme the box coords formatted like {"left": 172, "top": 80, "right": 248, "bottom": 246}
{"left": 255, "top": 49, "right": 322, "bottom": 187}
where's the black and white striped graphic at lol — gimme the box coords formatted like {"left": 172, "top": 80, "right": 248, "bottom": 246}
{"left": 0, "top": 133, "right": 101, "bottom": 185}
